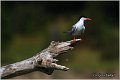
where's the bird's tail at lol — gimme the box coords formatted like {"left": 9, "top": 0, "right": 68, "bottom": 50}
{"left": 63, "top": 31, "right": 72, "bottom": 35}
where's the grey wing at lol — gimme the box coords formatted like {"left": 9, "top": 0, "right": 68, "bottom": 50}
{"left": 69, "top": 25, "right": 77, "bottom": 35}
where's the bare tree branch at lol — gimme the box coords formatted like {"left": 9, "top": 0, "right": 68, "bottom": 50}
{"left": 0, "top": 39, "right": 81, "bottom": 79}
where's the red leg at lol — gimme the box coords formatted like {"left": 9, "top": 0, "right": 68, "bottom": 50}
{"left": 73, "top": 37, "right": 76, "bottom": 42}
{"left": 72, "top": 36, "right": 76, "bottom": 44}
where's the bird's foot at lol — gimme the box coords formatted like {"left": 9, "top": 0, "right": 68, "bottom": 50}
{"left": 71, "top": 38, "right": 76, "bottom": 44}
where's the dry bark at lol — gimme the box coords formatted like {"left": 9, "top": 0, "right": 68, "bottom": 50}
{"left": 0, "top": 39, "right": 81, "bottom": 79}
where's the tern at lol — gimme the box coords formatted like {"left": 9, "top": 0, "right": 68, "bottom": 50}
{"left": 67, "top": 16, "right": 92, "bottom": 43}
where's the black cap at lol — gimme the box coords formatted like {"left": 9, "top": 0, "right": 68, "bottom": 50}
{"left": 79, "top": 16, "right": 86, "bottom": 19}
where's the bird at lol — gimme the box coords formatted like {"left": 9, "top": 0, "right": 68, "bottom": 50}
{"left": 67, "top": 16, "right": 92, "bottom": 43}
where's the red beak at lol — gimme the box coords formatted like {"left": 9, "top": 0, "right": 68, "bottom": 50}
{"left": 85, "top": 18, "right": 92, "bottom": 20}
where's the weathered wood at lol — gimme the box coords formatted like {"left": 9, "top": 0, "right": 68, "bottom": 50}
{"left": 0, "top": 39, "right": 81, "bottom": 79}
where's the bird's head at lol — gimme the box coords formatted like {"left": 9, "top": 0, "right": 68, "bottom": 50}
{"left": 79, "top": 16, "right": 92, "bottom": 21}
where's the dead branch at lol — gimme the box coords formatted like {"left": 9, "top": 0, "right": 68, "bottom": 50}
{"left": 0, "top": 39, "right": 81, "bottom": 79}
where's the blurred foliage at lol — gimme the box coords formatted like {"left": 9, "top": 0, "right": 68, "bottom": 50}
{"left": 1, "top": 1, "right": 119, "bottom": 79}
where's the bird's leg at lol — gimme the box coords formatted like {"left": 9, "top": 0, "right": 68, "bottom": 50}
{"left": 71, "top": 37, "right": 76, "bottom": 44}
{"left": 73, "top": 37, "right": 76, "bottom": 42}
